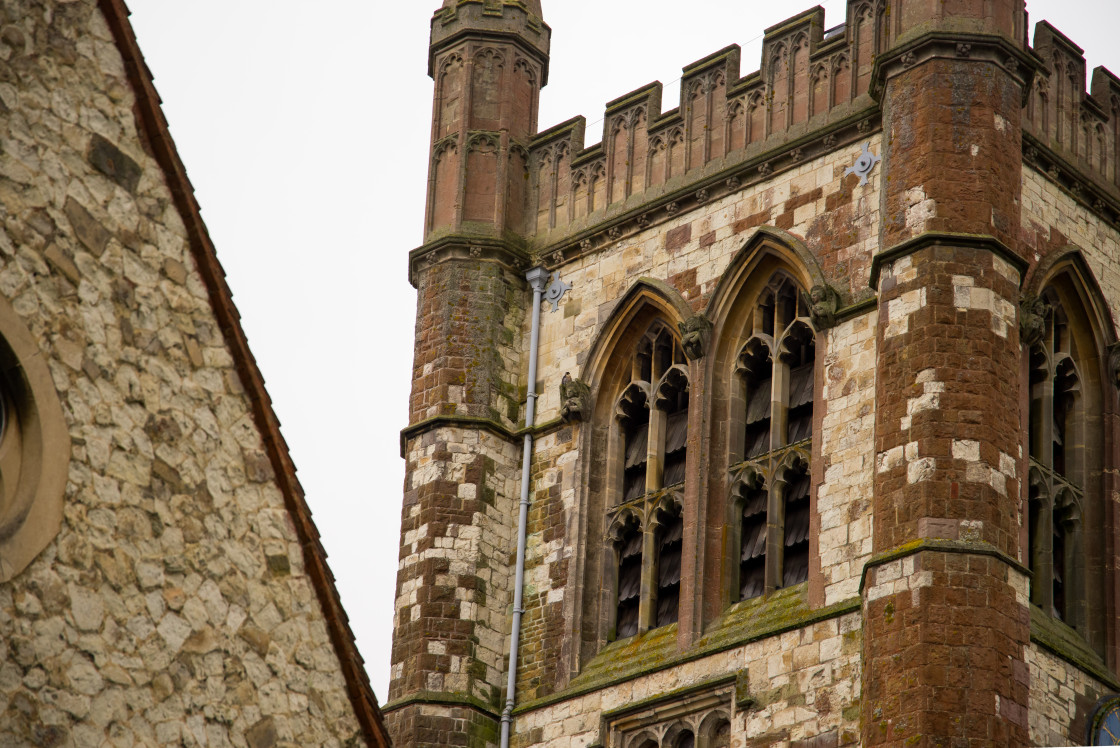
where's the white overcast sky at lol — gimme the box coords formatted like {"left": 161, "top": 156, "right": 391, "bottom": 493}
{"left": 123, "top": 0, "right": 1118, "bottom": 704}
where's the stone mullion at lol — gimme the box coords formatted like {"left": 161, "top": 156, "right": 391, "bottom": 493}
{"left": 1038, "top": 377, "right": 1056, "bottom": 471}
{"left": 726, "top": 492, "right": 744, "bottom": 608}
{"left": 608, "top": 415, "right": 627, "bottom": 507}
{"left": 638, "top": 513, "right": 660, "bottom": 634}
{"left": 770, "top": 359, "right": 790, "bottom": 452}
{"left": 647, "top": 405, "right": 667, "bottom": 493}
{"left": 1032, "top": 484, "right": 1055, "bottom": 613}
{"left": 680, "top": 358, "right": 707, "bottom": 646}
{"left": 1067, "top": 514, "right": 1086, "bottom": 631}
{"left": 1033, "top": 377, "right": 1056, "bottom": 612}
{"left": 764, "top": 478, "right": 786, "bottom": 592}
{"left": 1105, "top": 403, "right": 1120, "bottom": 669}
{"left": 604, "top": 539, "right": 621, "bottom": 641}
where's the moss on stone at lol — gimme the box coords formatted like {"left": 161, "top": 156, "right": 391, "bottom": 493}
{"left": 515, "top": 586, "right": 860, "bottom": 715}
{"left": 1030, "top": 605, "right": 1120, "bottom": 690}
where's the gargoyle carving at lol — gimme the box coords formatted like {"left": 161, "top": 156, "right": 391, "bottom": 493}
{"left": 1019, "top": 294, "right": 1049, "bottom": 349}
{"left": 678, "top": 314, "right": 713, "bottom": 360}
{"left": 559, "top": 372, "right": 592, "bottom": 423}
{"left": 801, "top": 284, "right": 841, "bottom": 331}
{"left": 1108, "top": 342, "right": 1120, "bottom": 391}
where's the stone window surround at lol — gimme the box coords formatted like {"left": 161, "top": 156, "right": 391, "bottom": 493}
{"left": 726, "top": 271, "right": 817, "bottom": 600}
{"left": 569, "top": 231, "right": 833, "bottom": 680}
{"left": 0, "top": 294, "right": 71, "bottom": 582}
{"left": 1024, "top": 268, "right": 1110, "bottom": 653}
{"left": 605, "top": 321, "right": 690, "bottom": 640}
{"left": 600, "top": 678, "right": 735, "bottom": 748}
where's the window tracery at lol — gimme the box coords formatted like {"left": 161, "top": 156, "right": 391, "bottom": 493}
{"left": 1028, "top": 287, "right": 1087, "bottom": 626}
{"left": 1023, "top": 268, "right": 1112, "bottom": 655}
{"left": 729, "top": 273, "right": 816, "bottom": 601}
{"left": 603, "top": 679, "right": 735, "bottom": 748}
{"left": 606, "top": 322, "right": 690, "bottom": 639}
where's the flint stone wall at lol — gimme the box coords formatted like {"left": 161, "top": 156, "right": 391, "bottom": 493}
{"left": 0, "top": 1, "right": 366, "bottom": 745}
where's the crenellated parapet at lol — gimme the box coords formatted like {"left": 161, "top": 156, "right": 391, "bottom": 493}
{"left": 526, "top": 1, "right": 891, "bottom": 253}
{"left": 1024, "top": 21, "right": 1120, "bottom": 223}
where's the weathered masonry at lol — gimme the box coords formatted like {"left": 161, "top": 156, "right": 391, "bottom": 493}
{"left": 0, "top": 0, "right": 392, "bottom": 745}
{"left": 389, "top": 0, "right": 1120, "bottom": 745}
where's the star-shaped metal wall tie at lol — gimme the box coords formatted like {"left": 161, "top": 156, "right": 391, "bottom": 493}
{"left": 544, "top": 274, "right": 572, "bottom": 312}
{"left": 844, "top": 142, "right": 881, "bottom": 186}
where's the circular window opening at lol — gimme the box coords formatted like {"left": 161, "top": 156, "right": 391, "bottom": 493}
{"left": 0, "top": 298, "right": 70, "bottom": 582}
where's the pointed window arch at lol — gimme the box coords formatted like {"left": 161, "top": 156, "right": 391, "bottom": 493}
{"left": 1027, "top": 284, "right": 1093, "bottom": 629}
{"left": 603, "top": 320, "right": 690, "bottom": 639}
{"left": 727, "top": 271, "right": 817, "bottom": 601}
{"left": 1024, "top": 259, "right": 1113, "bottom": 655}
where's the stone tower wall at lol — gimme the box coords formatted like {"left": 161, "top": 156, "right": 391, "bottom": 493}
{"left": 515, "top": 139, "right": 882, "bottom": 706}
{"left": 394, "top": 0, "right": 1120, "bottom": 746}
{"left": 387, "top": 2, "right": 546, "bottom": 746}
{"left": 0, "top": 1, "right": 375, "bottom": 744}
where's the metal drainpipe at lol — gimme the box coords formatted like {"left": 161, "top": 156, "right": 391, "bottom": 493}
{"left": 501, "top": 266, "right": 551, "bottom": 748}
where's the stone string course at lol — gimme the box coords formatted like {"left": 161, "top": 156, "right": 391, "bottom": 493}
{"left": 0, "top": 1, "right": 366, "bottom": 745}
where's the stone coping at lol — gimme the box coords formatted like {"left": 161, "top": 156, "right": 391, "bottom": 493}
{"left": 1030, "top": 605, "right": 1120, "bottom": 691}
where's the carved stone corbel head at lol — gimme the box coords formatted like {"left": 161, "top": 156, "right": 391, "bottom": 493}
{"left": 678, "top": 314, "right": 713, "bottom": 361}
{"left": 1019, "top": 294, "right": 1049, "bottom": 349}
{"left": 802, "top": 284, "right": 841, "bottom": 331}
{"left": 1108, "top": 341, "right": 1120, "bottom": 392}
{"left": 559, "top": 372, "right": 592, "bottom": 423}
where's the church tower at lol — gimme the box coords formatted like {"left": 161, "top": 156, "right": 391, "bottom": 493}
{"left": 390, "top": 0, "right": 1120, "bottom": 745}
{"left": 386, "top": 2, "right": 550, "bottom": 747}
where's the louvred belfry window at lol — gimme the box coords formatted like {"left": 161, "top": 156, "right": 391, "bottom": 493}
{"left": 781, "top": 459, "right": 811, "bottom": 588}
{"left": 656, "top": 504, "right": 684, "bottom": 628}
{"left": 615, "top": 518, "right": 643, "bottom": 639}
{"left": 736, "top": 470, "right": 767, "bottom": 601}
{"left": 730, "top": 274, "right": 816, "bottom": 601}
{"left": 606, "top": 322, "right": 690, "bottom": 639}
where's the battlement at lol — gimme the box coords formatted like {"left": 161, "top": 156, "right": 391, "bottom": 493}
{"left": 1023, "top": 21, "right": 1120, "bottom": 217}
{"left": 522, "top": 3, "right": 1120, "bottom": 251}
{"left": 526, "top": 1, "right": 885, "bottom": 247}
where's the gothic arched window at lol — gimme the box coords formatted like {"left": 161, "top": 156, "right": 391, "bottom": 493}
{"left": 729, "top": 273, "right": 815, "bottom": 601}
{"left": 1023, "top": 267, "right": 1110, "bottom": 655}
{"left": 1027, "top": 286, "right": 1090, "bottom": 628}
{"left": 606, "top": 322, "right": 690, "bottom": 639}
